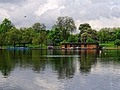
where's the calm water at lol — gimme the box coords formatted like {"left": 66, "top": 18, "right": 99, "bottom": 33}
{"left": 0, "top": 49, "right": 120, "bottom": 90}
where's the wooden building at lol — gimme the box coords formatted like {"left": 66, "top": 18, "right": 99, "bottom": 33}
{"left": 61, "top": 42, "right": 99, "bottom": 50}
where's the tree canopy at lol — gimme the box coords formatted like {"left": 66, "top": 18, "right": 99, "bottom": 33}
{"left": 0, "top": 18, "right": 14, "bottom": 33}
{"left": 0, "top": 17, "right": 120, "bottom": 48}
{"left": 54, "top": 16, "right": 76, "bottom": 41}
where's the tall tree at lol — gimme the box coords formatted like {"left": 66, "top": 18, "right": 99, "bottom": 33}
{"left": 32, "top": 22, "right": 46, "bottom": 33}
{"left": 78, "top": 23, "right": 91, "bottom": 42}
{"left": 32, "top": 30, "right": 47, "bottom": 48}
{"left": 98, "top": 28, "right": 110, "bottom": 43}
{"left": 20, "top": 28, "right": 35, "bottom": 46}
{"left": 78, "top": 23, "right": 98, "bottom": 42}
{"left": 79, "top": 23, "right": 91, "bottom": 35}
{"left": 6, "top": 29, "right": 19, "bottom": 47}
{"left": 0, "top": 18, "right": 14, "bottom": 33}
{"left": 67, "top": 34, "right": 78, "bottom": 43}
{"left": 48, "top": 28, "right": 62, "bottom": 46}
{"left": 0, "top": 33, "right": 7, "bottom": 46}
{"left": 54, "top": 16, "right": 76, "bottom": 41}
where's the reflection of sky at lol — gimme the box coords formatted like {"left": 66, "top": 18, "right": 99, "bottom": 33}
{"left": 0, "top": 67, "right": 64, "bottom": 90}
{"left": 0, "top": 73, "right": 8, "bottom": 87}
{"left": 1, "top": 56, "right": 120, "bottom": 90}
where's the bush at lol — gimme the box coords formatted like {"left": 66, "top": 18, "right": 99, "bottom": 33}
{"left": 86, "top": 38, "right": 94, "bottom": 43}
{"left": 114, "top": 39, "right": 120, "bottom": 47}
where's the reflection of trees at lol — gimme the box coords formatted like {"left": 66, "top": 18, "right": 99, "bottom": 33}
{"left": 0, "top": 50, "right": 16, "bottom": 77}
{"left": 79, "top": 50, "right": 98, "bottom": 74}
{"left": 31, "top": 50, "right": 47, "bottom": 73}
{"left": 0, "top": 50, "right": 48, "bottom": 77}
{"left": 50, "top": 57, "right": 75, "bottom": 79}
{"left": 99, "top": 50, "right": 120, "bottom": 64}
{"left": 48, "top": 50, "right": 76, "bottom": 79}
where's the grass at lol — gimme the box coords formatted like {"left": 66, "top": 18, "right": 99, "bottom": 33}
{"left": 0, "top": 44, "right": 48, "bottom": 49}
{"left": 99, "top": 41, "right": 120, "bottom": 49}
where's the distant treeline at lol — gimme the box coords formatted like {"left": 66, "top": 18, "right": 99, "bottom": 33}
{"left": 0, "top": 16, "right": 120, "bottom": 48}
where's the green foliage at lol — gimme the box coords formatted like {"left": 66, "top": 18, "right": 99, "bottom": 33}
{"left": 80, "top": 29, "right": 97, "bottom": 42}
{"left": 78, "top": 23, "right": 97, "bottom": 43}
{"left": 86, "top": 38, "right": 94, "bottom": 43}
{"left": 114, "top": 39, "right": 120, "bottom": 47}
{"left": 32, "top": 22, "right": 46, "bottom": 33}
{"left": 0, "top": 33, "right": 7, "bottom": 45}
{"left": 48, "top": 28, "right": 62, "bottom": 45}
{"left": 0, "top": 18, "right": 14, "bottom": 33}
{"left": 98, "top": 28, "right": 110, "bottom": 43}
{"left": 67, "top": 34, "right": 78, "bottom": 43}
{"left": 6, "top": 29, "right": 19, "bottom": 45}
{"left": 1, "top": 17, "right": 120, "bottom": 48}
{"left": 21, "top": 28, "right": 35, "bottom": 44}
{"left": 79, "top": 23, "right": 91, "bottom": 35}
{"left": 100, "top": 42, "right": 115, "bottom": 48}
{"left": 32, "top": 30, "right": 47, "bottom": 48}
{"left": 54, "top": 16, "right": 76, "bottom": 41}
{"left": 115, "top": 28, "right": 120, "bottom": 39}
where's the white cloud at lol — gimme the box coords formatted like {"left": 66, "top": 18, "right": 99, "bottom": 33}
{"left": 0, "top": 0, "right": 120, "bottom": 29}
{"left": 0, "top": 8, "right": 10, "bottom": 21}
{"left": 34, "top": 0, "right": 59, "bottom": 17}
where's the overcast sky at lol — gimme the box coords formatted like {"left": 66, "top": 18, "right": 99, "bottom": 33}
{"left": 0, "top": 0, "right": 120, "bottom": 30}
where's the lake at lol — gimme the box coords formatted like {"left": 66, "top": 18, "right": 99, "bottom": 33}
{"left": 0, "top": 49, "right": 120, "bottom": 90}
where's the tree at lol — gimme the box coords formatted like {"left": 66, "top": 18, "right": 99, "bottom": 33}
{"left": 114, "top": 39, "right": 120, "bottom": 48}
{"left": 0, "top": 33, "right": 7, "bottom": 46}
{"left": 79, "top": 23, "right": 91, "bottom": 35}
{"left": 32, "top": 22, "right": 46, "bottom": 33}
{"left": 79, "top": 24, "right": 98, "bottom": 43}
{"left": 78, "top": 23, "right": 92, "bottom": 42}
{"left": 0, "top": 18, "right": 14, "bottom": 33}
{"left": 98, "top": 28, "right": 110, "bottom": 43}
{"left": 67, "top": 34, "right": 78, "bottom": 43}
{"left": 115, "top": 28, "right": 120, "bottom": 40}
{"left": 86, "top": 38, "right": 94, "bottom": 43}
{"left": 20, "top": 28, "right": 35, "bottom": 46}
{"left": 54, "top": 16, "right": 76, "bottom": 41}
{"left": 32, "top": 30, "right": 47, "bottom": 48}
{"left": 81, "top": 32, "right": 91, "bottom": 42}
{"left": 48, "top": 28, "right": 62, "bottom": 46}
{"left": 87, "top": 29, "right": 98, "bottom": 41}
{"left": 6, "top": 29, "right": 20, "bottom": 47}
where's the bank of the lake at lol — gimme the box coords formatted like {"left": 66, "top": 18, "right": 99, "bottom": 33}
{"left": 100, "top": 42, "right": 120, "bottom": 50}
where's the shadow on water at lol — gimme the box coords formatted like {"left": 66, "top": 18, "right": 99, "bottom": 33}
{"left": 0, "top": 49, "right": 120, "bottom": 79}
{"left": 79, "top": 50, "right": 99, "bottom": 74}
{"left": 99, "top": 50, "right": 120, "bottom": 64}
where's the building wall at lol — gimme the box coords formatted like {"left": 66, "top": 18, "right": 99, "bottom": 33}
{"left": 61, "top": 45, "right": 65, "bottom": 49}
{"left": 87, "top": 45, "right": 97, "bottom": 49}
{"left": 67, "top": 45, "right": 71, "bottom": 49}
{"left": 61, "top": 43, "right": 98, "bottom": 49}
{"left": 81, "top": 45, "right": 85, "bottom": 49}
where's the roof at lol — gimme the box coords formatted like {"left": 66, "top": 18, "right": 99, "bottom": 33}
{"left": 61, "top": 42, "right": 99, "bottom": 45}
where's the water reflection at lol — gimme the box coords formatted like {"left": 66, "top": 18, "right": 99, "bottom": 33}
{"left": 99, "top": 50, "right": 120, "bottom": 64}
{"left": 0, "top": 49, "right": 120, "bottom": 79}
{"left": 1, "top": 49, "right": 120, "bottom": 90}
{"left": 80, "top": 50, "right": 98, "bottom": 74}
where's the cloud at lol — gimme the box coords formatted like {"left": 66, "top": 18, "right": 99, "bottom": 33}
{"left": 0, "top": 8, "right": 10, "bottom": 21}
{"left": 34, "top": 0, "right": 59, "bottom": 17}
{"left": 0, "top": 0, "right": 120, "bottom": 30}
{"left": 0, "top": 0, "right": 25, "bottom": 4}
{"left": 111, "top": 7, "right": 120, "bottom": 18}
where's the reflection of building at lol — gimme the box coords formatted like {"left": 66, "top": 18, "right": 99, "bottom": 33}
{"left": 80, "top": 50, "right": 98, "bottom": 73}
{"left": 61, "top": 42, "right": 99, "bottom": 50}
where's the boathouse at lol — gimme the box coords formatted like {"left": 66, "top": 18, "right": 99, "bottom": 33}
{"left": 61, "top": 42, "right": 99, "bottom": 50}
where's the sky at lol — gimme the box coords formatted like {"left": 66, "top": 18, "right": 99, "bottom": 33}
{"left": 0, "top": 0, "right": 120, "bottom": 30}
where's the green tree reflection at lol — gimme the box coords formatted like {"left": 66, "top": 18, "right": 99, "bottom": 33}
{"left": 0, "top": 50, "right": 16, "bottom": 77}
{"left": 79, "top": 50, "right": 98, "bottom": 74}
